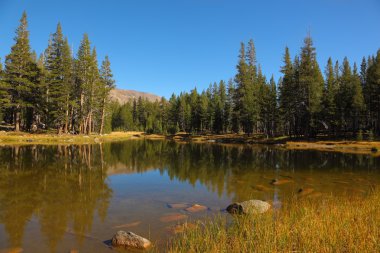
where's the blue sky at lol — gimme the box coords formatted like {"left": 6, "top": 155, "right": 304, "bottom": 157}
{"left": 0, "top": 0, "right": 379, "bottom": 98}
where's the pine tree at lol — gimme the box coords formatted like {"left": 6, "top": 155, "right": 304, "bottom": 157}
{"left": 99, "top": 56, "right": 115, "bottom": 134}
{"left": 213, "top": 81, "right": 224, "bottom": 133}
{"left": 4, "top": 12, "right": 38, "bottom": 131}
{"left": 366, "top": 50, "right": 380, "bottom": 135}
{"left": 298, "top": 35, "right": 324, "bottom": 137}
{"left": 267, "top": 76, "right": 278, "bottom": 136}
{"left": 279, "top": 47, "right": 295, "bottom": 136}
{"left": 351, "top": 63, "right": 365, "bottom": 132}
{"left": 322, "top": 58, "right": 338, "bottom": 134}
{"left": 218, "top": 80, "right": 227, "bottom": 133}
{"left": 75, "top": 34, "right": 97, "bottom": 134}
{"left": 234, "top": 40, "right": 259, "bottom": 134}
{"left": 0, "top": 59, "right": 11, "bottom": 120}
{"left": 189, "top": 88, "right": 200, "bottom": 133}
{"left": 336, "top": 57, "right": 353, "bottom": 134}
{"left": 199, "top": 91, "right": 209, "bottom": 133}
{"left": 44, "top": 23, "right": 73, "bottom": 133}
{"left": 224, "top": 79, "right": 234, "bottom": 132}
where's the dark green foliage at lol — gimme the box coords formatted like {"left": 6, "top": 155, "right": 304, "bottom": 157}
{"left": 4, "top": 12, "right": 40, "bottom": 131}
{"left": 0, "top": 59, "right": 11, "bottom": 121}
{"left": 44, "top": 23, "right": 73, "bottom": 133}
{"left": 1, "top": 13, "right": 379, "bottom": 139}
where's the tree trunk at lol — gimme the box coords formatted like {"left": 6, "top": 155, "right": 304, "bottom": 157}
{"left": 87, "top": 110, "right": 92, "bottom": 135}
{"left": 14, "top": 109, "right": 20, "bottom": 132}
{"left": 64, "top": 95, "right": 70, "bottom": 133}
{"left": 99, "top": 98, "right": 106, "bottom": 134}
{"left": 80, "top": 91, "right": 84, "bottom": 134}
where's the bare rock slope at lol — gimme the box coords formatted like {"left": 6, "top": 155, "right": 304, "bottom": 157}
{"left": 109, "top": 88, "right": 161, "bottom": 104}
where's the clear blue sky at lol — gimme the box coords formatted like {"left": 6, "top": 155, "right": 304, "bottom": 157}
{"left": 0, "top": 0, "right": 379, "bottom": 98}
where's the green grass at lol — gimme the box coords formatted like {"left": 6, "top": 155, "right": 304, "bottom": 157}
{"left": 167, "top": 189, "right": 380, "bottom": 252}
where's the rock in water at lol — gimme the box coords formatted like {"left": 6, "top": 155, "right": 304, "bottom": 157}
{"left": 185, "top": 204, "right": 208, "bottom": 212}
{"left": 167, "top": 203, "right": 189, "bottom": 209}
{"left": 270, "top": 179, "right": 293, "bottom": 185}
{"left": 226, "top": 200, "right": 270, "bottom": 215}
{"left": 111, "top": 231, "right": 151, "bottom": 249}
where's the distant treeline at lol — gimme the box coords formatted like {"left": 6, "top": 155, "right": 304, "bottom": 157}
{"left": 1, "top": 13, "right": 380, "bottom": 138}
{"left": 113, "top": 39, "right": 380, "bottom": 138}
{"left": 0, "top": 12, "right": 115, "bottom": 134}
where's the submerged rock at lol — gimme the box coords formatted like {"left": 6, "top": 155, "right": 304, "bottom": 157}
{"left": 111, "top": 231, "right": 151, "bottom": 249}
{"left": 251, "top": 184, "right": 271, "bottom": 192}
{"left": 159, "top": 213, "right": 188, "bottom": 222}
{"left": 0, "top": 248, "right": 23, "bottom": 253}
{"left": 167, "top": 222, "right": 196, "bottom": 234}
{"left": 185, "top": 204, "right": 208, "bottom": 212}
{"left": 297, "top": 187, "right": 314, "bottom": 197}
{"left": 270, "top": 179, "right": 293, "bottom": 185}
{"left": 167, "top": 203, "right": 189, "bottom": 209}
{"left": 113, "top": 221, "right": 141, "bottom": 229}
{"left": 226, "top": 200, "right": 270, "bottom": 215}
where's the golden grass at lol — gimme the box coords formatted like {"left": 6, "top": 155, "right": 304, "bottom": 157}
{"left": 167, "top": 189, "right": 380, "bottom": 253}
{"left": 0, "top": 131, "right": 163, "bottom": 145}
{"left": 286, "top": 141, "right": 380, "bottom": 156}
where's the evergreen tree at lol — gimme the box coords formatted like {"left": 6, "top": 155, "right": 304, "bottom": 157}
{"left": 99, "top": 56, "right": 115, "bottom": 134}
{"left": 366, "top": 50, "right": 380, "bottom": 135}
{"left": 321, "top": 58, "right": 338, "bottom": 134}
{"left": 0, "top": 59, "right": 11, "bottom": 121}
{"left": 298, "top": 35, "right": 324, "bottom": 137}
{"left": 224, "top": 79, "right": 234, "bottom": 132}
{"left": 44, "top": 23, "right": 73, "bottom": 133}
{"left": 75, "top": 34, "right": 100, "bottom": 134}
{"left": 279, "top": 47, "right": 295, "bottom": 136}
{"left": 4, "top": 12, "right": 38, "bottom": 131}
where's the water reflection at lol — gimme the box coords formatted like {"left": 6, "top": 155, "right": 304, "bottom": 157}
{"left": 0, "top": 140, "right": 379, "bottom": 252}
{"left": 0, "top": 145, "right": 112, "bottom": 251}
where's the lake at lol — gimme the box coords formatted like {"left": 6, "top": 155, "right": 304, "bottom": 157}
{"left": 0, "top": 140, "right": 379, "bottom": 252}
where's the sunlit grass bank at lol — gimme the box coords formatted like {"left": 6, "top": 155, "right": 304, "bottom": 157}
{"left": 167, "top": 189, "right": 380, "bottom": 253}
{"left": 0, "top": 131, "right": 164, "bottom": 145}
{"left": 1, "top": 130, "right": 379, "bottom": 156}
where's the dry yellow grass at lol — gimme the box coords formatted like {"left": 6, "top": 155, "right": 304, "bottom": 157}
{"left": 0, "top": 131, "right": 164, "bottom": 145}
{"left": 286, "top": 141, "right": 380, "bottom": 156}
{"left": 167, "top": 189, "right": 380, "bottom": 253}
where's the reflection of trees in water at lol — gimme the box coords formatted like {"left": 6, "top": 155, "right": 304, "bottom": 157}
{"left": 0, "top": 145, "right": 112, "bottom": 251}
{"left": 105, "top": 140, "right": 380, "bottom": 200}
{"left": 0, "top": 141, "right": 378, "bottom": 250}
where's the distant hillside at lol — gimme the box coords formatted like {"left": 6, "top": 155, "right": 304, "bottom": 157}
{"left": 109, "top": 88, "right": 161, "bottom": 104}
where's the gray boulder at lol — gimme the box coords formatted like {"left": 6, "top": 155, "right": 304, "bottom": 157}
{"left": 111, "top": 231, "right": 151, "bottom": 249}
{"left": 226, "top": 200, "right": 270, "bottom": 215}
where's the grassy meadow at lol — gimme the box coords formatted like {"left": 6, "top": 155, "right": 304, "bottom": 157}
{"left": 167, "top": 188, "right": 380, "bottom": 253}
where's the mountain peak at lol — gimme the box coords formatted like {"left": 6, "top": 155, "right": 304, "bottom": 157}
{"left": 109, "top": 88, "right": 161, "bottom": 104}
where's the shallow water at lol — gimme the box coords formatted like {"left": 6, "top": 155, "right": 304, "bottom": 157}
{"left": 0, "top": 140, "right": 379, "bottom": 252}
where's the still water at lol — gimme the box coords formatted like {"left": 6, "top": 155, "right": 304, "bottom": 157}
{"left": 0, "top": 140, "right": 379, "bottom": 252}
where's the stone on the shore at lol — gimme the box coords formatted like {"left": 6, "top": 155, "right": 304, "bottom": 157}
{"left": 111, "top": 230, "right": 151, "bottom": 249}
{"left": 185, "top": 204, "right": 208, "bottom": 212}
{"left": 226, "top": 200, "right": 270, "bottom": 215}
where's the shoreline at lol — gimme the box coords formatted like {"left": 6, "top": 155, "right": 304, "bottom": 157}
{"left": 0, "top": 131, "right": 379, "bottom": 156}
